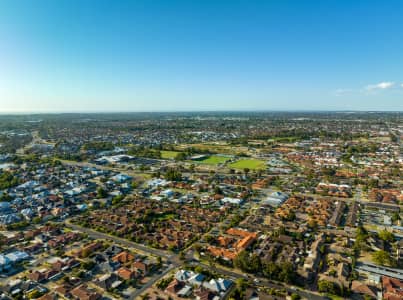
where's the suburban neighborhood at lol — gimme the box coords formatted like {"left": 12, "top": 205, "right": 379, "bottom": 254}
{"left": 0, "top": 111, "right": 401, "bottom": 300}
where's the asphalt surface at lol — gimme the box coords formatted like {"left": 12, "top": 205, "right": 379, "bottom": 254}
{"left": 192, "top": 262, "right": 327, "bottom": 300}
{"left": 66, "top": 221, "right": 173, "bottom": 260}
{"left": 129, "top": 264, "right": 176, "bottom": 300}
{"left": 67, "top": 222, "right": 180, "bottom": 300}
{"left": 67, "top": 214, "right": 328, "bottom": 300}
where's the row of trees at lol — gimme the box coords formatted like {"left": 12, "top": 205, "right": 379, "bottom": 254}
{"left": 354, "top": 226, "right": 397, "bottom": 267}
{"left": 318, "top": 279, "right": 347, "bottom": 297}
{"left": 0, "top": 171, "right": 20, "bottom": 190}
{"left": 233, "top": 250, "right": 296, "bottom": 283}
{"left": 164, "top": 168, "right": 182, "bottom": 181}
{"left": 128, "top": 146, "right": 162, "bottom": 159}
{"left": 82, "top": 141, "right": 114, "bottom": 151}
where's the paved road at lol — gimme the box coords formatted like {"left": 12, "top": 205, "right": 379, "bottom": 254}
{"left": 60, "top": 159, "right": 237, "bottom": 178}
{"left": 193, "top": 262, "right": 327, "bottom": 300}
{"left": 66, "top": 221, "right": 184, "bottom": 300}
{"left": 130, "top": 264, "right": 176, "bottom": 300}
{"left": 67, "top": 210, "right": 327, "bottom": 300}
{"left": 298, "top": 192, "right": 403, "bottom": 210}
{"left": 67, "top": 199, "right": 327, "bottom": 300}
{"left": 17, "top": 131, "right": 54, "bottom": 155}
{"left": 66, "top": 221, "right": 173, "bottom": 260}
{"left": 356, "top": 262, "right": 403, "bottom": 280}
{"left": 60, "top": 160, "right": 148, "bottom": 181}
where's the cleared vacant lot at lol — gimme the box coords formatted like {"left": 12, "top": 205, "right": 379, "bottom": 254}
{"left": 229, "top": 158, "right": 266, "bottom": 170}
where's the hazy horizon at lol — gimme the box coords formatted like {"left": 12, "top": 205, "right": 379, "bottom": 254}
{"left": 0, "top": 109, "right": 402, "bottom": 116}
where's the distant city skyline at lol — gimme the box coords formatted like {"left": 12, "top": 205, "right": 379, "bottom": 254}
{"left": 1, "top": 0, "right": 403, "bottom": 112}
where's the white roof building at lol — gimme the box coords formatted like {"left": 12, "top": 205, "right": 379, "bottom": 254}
{"left": 202, "top": 278, "right": 232, "bottom": 293}
{"left": 5, "top": 251, "right": 29, "bottom": 263}
{"left": 221, "top": 197, "right": 243, "bottom": 205}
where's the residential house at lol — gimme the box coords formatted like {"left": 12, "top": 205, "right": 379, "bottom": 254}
{"left": 70, "top": 285, "right": 101, "bottom": 300}
{"left": 382, "top": 276, "right": 403, "bottom": 300}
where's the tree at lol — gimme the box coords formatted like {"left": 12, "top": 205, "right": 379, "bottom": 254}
{"left": 236, "top": 278, "right": 247, "bottom": 290}
{"left": 204, "top": 234, "right": 215, "bottom": 243}
{"left": 140, "top": 293, "right": 150, "bottom": 300}
{"left": 321, "top": 167, "right": 336, "bottom": 178}
{"left": 112, "top": 195, "right": 125, "bottom": 205}
{"left": 307, "top": 219, "right": 318, "bottom": 230}
{"left": 278, "top": 262, "right": 295, "bottom": 283}
{"left": 0, "top": 193, "right": 12, "bottom": 202}
{"left": 378, "top": 230, "right": 395, "bottom": 243}
{"left": 282, "top": 210, "right": 296, "bottom": 221}
{"left": 372, "top": 250, "right": 395, "bottom": 266}
{"left": 391, "top": 212, "right": 401, "bottom": 223}
{"left": 82, "top": 141, "right": 114, "bottom": 151}
{"left": 175, "top": 152, "right": 187, "bottom": 161}
{"left": 165, "top": 168, "right": 182, "bottom": 181}
{"left": 214, "top": 186, "right": 223, "bottom": 195}
{"left": 318, "top": 280, "right": 336, "bottom": 294}
{"left": 234, "top": 251, "right": 261, "bottom": 273}
{"left": 32, "top": 216, "right": 42, "bottom": 224}
{"left": 368, "top": 179, "right": 379, "bottom": 189}
{"left": 82, "top": 261, "right": 94, "bottom": 270}
{"left": 0, "top": 171, "right": 19, "bottom": 189}
{"left": 27, "top": 289, "right": 44, "bottom": 299}
{"left": 249, "top": 254, "right": 262, "bottom": 273}
{"left": 263, "top": 262, "right": 279, "bottom": 279}
{"left": 97, "top": 187, "right": 107, "bottom": 198}
{"left": 354, "top": 225, "right": 370, "bottom": 251}
{"left": 291, "top": 293, "right": 301, "bottom": 300}
{"left": 233, "top": 278, "right": 248, "bottom": 299}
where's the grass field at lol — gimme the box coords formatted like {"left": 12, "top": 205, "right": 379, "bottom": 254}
{"left": 160, "top": 150, "right": 180, "bottom": 159}
{"left": 199, "top": 155, "right": 231, "bottom": 165}
{"left": 228, "top": 158, "right": 266, "bottom": 170}
{"left": 156, "top": 212, "right": 177, "bottom": 221}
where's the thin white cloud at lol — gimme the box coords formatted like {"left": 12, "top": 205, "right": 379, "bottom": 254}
{"left": 334, "top": 81, "right": 401, "bottom": 96}
{"left": 365, "top": 81, "right": 395, "bottom": 91}
{"left": 333, "top": 88, "right": 352, "bottom": 96}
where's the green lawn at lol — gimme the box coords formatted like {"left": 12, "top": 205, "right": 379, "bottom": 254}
{"left": 156, "top": 212, "right": 177, "bottom": 221}
{"left": 199, "top": 155, "right": 231, "bottom": 165}
{"left": 161, "top": 150, "right": 180, "bottom": 159}
{"left": 228, "top": 158, "right": 266, "bottom": 170}
{"left": 326, "top": 294, "right": 345, "bottom": 300}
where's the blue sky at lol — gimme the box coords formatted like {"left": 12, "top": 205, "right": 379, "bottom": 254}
{"left": 0, "top": 0, "right": 402, "bottom": 112}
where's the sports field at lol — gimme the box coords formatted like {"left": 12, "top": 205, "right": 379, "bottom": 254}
{"left": 199, "top": 155, "right": 231, "bottom": 165}
{"left": 161, "top": 150, "right": 180, "bottom": 159}
{"left": 228, "top": 159, "right": 266, "bottom": 170}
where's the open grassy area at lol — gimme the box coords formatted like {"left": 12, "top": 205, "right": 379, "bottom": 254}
{"left": 228, "top": 158, "right": 266, "bottom": 170}
{"left": 326, "top": 294, "right": 345, "bottom": 300}
{"left": 199, "top": 155, "right": 231, "bottom": 165}
{"left": 160, "top": 150, "right": 180, "bottom": 159}
{"left": 156, "top": 212, "right": 177, "bottom": 221}
{"left": 267, "top": 136, "right": 300, "bottom": 143}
